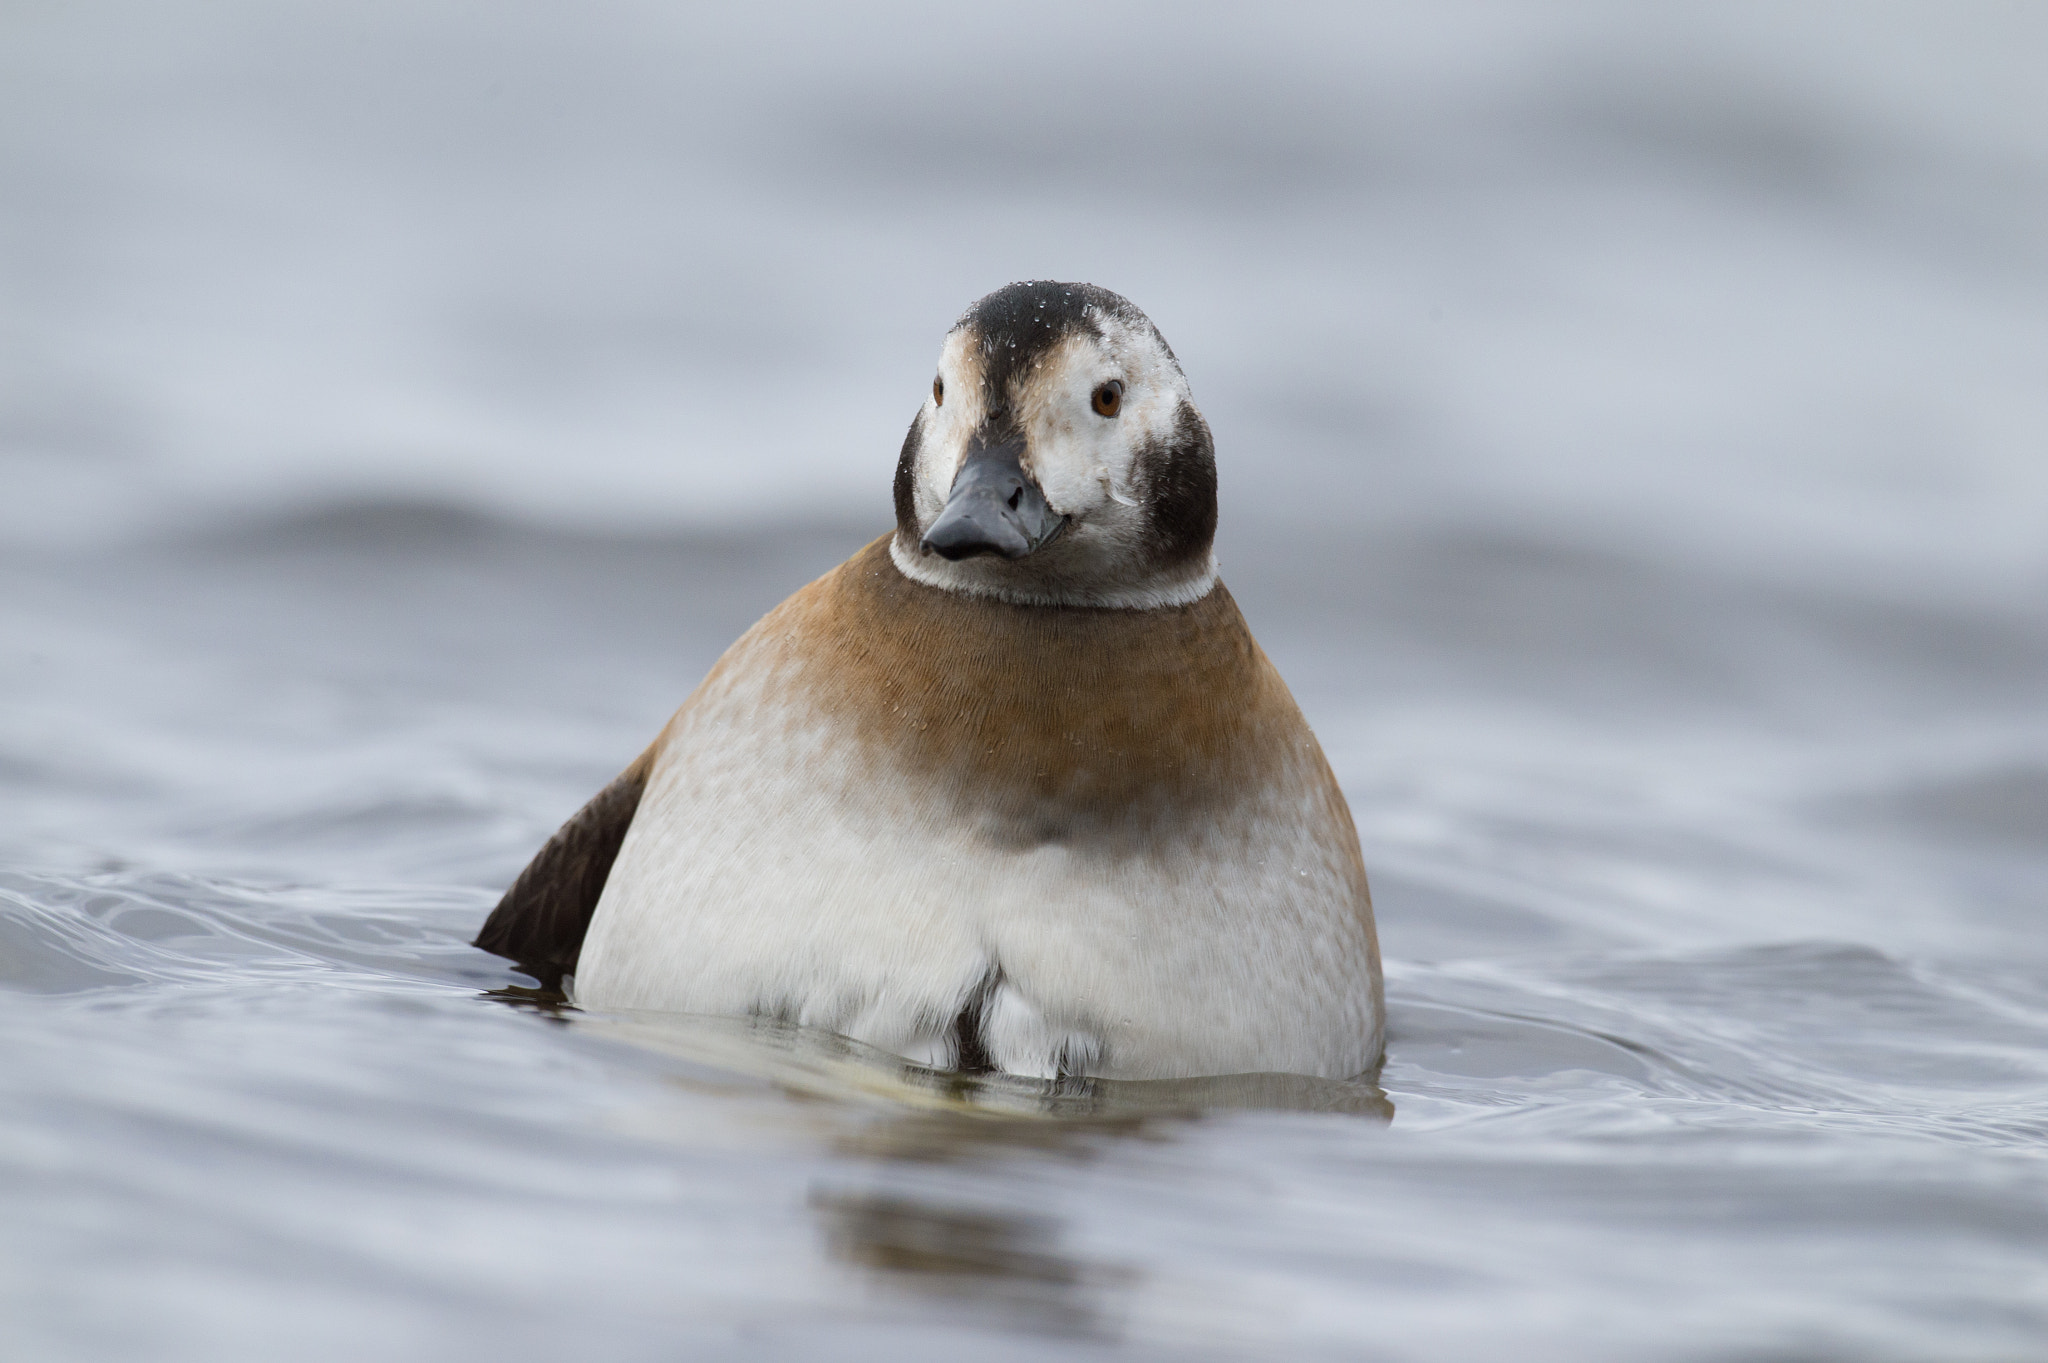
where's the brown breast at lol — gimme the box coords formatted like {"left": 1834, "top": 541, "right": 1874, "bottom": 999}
{"left": 718, "top": 536, "right": 1344, "bottom": 854}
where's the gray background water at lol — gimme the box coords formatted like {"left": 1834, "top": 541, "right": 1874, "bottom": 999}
{"left": 4, "top": 3, "right": 2046, "bottom": 1359}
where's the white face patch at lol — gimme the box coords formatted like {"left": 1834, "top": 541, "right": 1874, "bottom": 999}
{"left": 1016, "top": 320, "right": 1190, "bottom": 524}
{"left": 896, "top": 306, "right": 1217, "bottom": 610}
{"left": 910, "top": 328, "right": 990, "bottom": 531}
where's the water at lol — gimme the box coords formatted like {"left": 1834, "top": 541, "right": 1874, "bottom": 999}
{"left": 5, "top": 5, "right": 2048, "bottom": 1360}
{"left": 5, "top": 509, "right": 2045, "bottom": 1360}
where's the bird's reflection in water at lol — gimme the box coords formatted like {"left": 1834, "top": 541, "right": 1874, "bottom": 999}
{"left": 810, "top": 1185, "right": 1122, "bottom": 1339}
{"left": 485, "top": 994, "right": 1390, "bottom": 1339}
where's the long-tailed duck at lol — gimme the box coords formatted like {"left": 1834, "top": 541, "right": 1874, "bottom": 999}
{"left": 476, "top": 281, "right": 1382, "bottom": 1081}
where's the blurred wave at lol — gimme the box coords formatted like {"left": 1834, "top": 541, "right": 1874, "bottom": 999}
{"left": 0, "top": 869, "right": 491, "bottom": 995}
{"left": 4, "top": 853, "right": 2045, "bottom": 1360}
{"left": 6, "top": 8, "right": 2048, "bottom": 1360}
{"left": 3, "top": 2, "right": 2045, "bottom": 596}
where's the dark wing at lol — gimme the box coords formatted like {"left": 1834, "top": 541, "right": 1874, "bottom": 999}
{"left": 473, "top": 745, "right": 657, "bottom": 991}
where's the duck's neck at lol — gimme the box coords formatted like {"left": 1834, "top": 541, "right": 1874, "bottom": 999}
{"left": 887, "top": 530, "right": 1218, "bottom": 611}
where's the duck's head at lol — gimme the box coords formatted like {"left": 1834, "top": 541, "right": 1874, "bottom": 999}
{"left": 890, "top": 281, "right": 1218, "bottom": 609}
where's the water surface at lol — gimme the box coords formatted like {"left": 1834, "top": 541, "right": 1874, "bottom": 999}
{"left": 4, "top": 511, "right": 2045, "bottom": 1361}
{"left": 4, "top": 4, "right": 2047, "bottom": 1359}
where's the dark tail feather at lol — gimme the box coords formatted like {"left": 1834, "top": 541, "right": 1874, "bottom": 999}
{"left": 473, "top": 745, "right": 657, "bottom": 992}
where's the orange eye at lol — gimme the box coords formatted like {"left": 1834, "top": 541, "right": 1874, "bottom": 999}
{"left": 1091, "top": 379, "right": 1124, "bottom": 418}
{"left": 932, "top": 375, "right": 944, "bottom": 406}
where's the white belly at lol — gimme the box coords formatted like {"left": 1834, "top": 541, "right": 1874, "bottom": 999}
{"left": 573, "top": 668, "right": 1381, "bottom": 1081}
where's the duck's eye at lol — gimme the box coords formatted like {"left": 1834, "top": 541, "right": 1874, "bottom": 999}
{"left": 932, "top": 375, "right": 944, "bottom": 406}
{"left": 1091, "top": 379, "right": 1124, "bottom": 418}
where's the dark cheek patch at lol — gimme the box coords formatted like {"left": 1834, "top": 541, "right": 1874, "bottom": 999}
{"left": 1135, "top": 402, "right": 1219, "bottom": 570}
{"left": 893, "top": 410, "right": 924, "bottom": 536}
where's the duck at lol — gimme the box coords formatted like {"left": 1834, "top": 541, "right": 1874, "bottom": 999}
{"left": 475, "top": 281, "right": 1382, "bottom": 1081}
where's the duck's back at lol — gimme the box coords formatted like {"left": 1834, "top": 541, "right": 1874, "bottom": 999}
{"left": 572, "top": 537, "right": 1382, "bottom": 1080}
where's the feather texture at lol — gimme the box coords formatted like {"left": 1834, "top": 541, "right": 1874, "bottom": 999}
{"left": 571, "top": 538, "right": 1383, "bottom": 1080}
